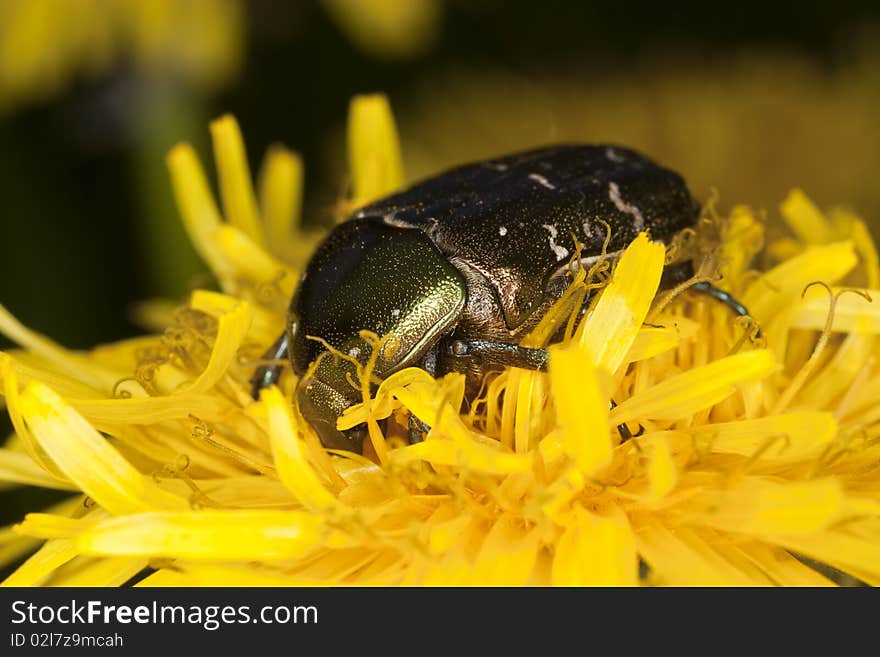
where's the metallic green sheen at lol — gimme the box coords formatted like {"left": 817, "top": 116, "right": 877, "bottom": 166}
{"left": 289, "top": 220, "right": 466, "bottom": 381}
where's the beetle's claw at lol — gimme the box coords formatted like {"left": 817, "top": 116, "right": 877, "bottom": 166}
{"left": 616, "top": 421, "right": 644, "bottom": 443}
{"left": 610, "top": 398, "right": 644, "bottom": 442}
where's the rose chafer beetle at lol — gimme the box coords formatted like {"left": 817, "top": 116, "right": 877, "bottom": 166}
{"left": 252, "top": 144, "right": 753, "bottom": 452}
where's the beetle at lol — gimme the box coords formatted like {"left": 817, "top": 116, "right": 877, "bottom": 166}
{"left": 251, "top": 144, "right": 754, "bottom": 452}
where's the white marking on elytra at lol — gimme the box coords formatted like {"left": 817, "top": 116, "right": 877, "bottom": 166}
{"left": 582, "top": 221, "right": 593, "bottom": 238}
{"left": 483, "top": 161, "right": 509, "bottom": 171}
{"left": 348, "top": 346, "right": 361, "bottom": 358}
{"left": 605, "top": 147, "right": 625, "bottom": 163}
{"left": 499, "top": 226, "right": 507, "bottom": 237}
{"left": 382, "top": 213, "right": 412, "bottom": 229}
{"left": 541, "top": 224, "right": 570, "bottom": 261}
{"left": 391, "top": 308, "right": 401, "bottom": 319}
{"left": 528, "top": 173, "right": 556, "bottom": 190}
{"left": 608, "top": 181, "right": 645, "bottom": 231}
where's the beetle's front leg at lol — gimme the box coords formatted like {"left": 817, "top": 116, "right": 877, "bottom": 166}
{"left": 408, "top": 415, "right": 430, "bottom": 444}
{"left": 250, "top": 331, "right": 290, "bottom": 400}
{"left": 690, "top": 281, "right": 761, "bottom": 337}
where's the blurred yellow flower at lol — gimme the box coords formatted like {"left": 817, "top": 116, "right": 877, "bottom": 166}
{"left": 322, "top": 0, "right": 442, "bottom": 59}
{"left": 1, "top": 94, "right": 880, "bottom": 586}
{"left": 0, "top": 0, "right": 244, "bottom": 110}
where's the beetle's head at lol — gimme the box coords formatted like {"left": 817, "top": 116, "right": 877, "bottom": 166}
{"left": 288, "top": 219, "right": 466, "bottom": 452}
{"left": 294, "top": 338, "right": 372, "bottom": 452}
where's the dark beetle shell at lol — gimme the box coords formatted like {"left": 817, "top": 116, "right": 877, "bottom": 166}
{"left": 352, "top": 144, "right": 698, "bottom": 330}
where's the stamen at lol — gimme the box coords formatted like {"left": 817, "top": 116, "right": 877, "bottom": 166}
{"left": 772, "top": 283, "right": 872, "bottom": 414}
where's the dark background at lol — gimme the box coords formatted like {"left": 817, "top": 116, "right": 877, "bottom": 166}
{"left": 1, "top": 1, "right": 879, "bottom": 530}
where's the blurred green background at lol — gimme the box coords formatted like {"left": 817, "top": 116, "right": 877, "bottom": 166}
{"left": 0, "top": 0, "right": 878, "bottom": 573}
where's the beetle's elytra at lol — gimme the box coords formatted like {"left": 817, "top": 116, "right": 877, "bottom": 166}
{"left": 252, "top": 144, "right": 746, "bottom": 452}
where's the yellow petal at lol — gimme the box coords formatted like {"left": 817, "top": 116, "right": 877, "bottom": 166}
{"left": 137, "top": 562, "right": 326, "bottom": 587}
{"left": 799, "top": 334, "right": 875, "bottom": 409}
{"left": 0, "top": 497, "right": 83, "bottom": 571}
{"left": 347, "top": 93, "right": 404, "bottom": 206}
{"left": 258, "top": 144, "right": 304, "bottom": 248}
{"left": 1, "top": 538, "right": 78, "bottom": 587}
{"left": 174, "top": 293, "right": 253, "bottom": 394}
{"left": 70, "top": 393, "right": 232, "bottom": 427}
{"left": 2, "top": 356, "right": 78, "bottom": 480}
{"left": 576, "top": 232, "right": 666, "bottom": 373}
{"left": 337, "top": 367, "right": 430, "bottom": 428}
{"left": 18, "top": 382, "right": 189, "bottom": 514}
{"left": 636, "top": 523, "right": 767, "bottom": 586}
{"left": 209, "top": 225, "right": 296, "bottom": 296}
{"left": 766, "top": 523, "right": 880, "bottom": 583}
{"left": 16, "top": 512, "right": 92, "bottom": 539}
{"left": 695, "top": 477, "right": 848, "bottom": 535}
{"left": 427, "top": 514, "right": 471, "bottom": 555}
{"left": 210, "top": 114, "right": 265, "bottom": 246}
{"left": 735, "top": 542, "right": 835, "bottom": 586}
{"left": 552, "top": 509, "right": 638, "bottom": 586}
{"left": 791, "top": 286, "right": 879, "bottom": 333}
{"left": 846, "top": 215, "right": 880, "bottom": 288}
{"left": 549, "top": 343, "right": 611, "bottom": 474}
{"left": 166, "top": 143, "right": 229, "bottom": 279}
{"left": 625, "top": 326, "right": 682, "bottom": 362}
{"left": 742, "top": 241, "right": 857, "bottom": 323}
{"left": 260, "top": 386, "right": 340, "bottom": 511}
{"left": 392, "top": 437, "right": 531, "bottom": 475}
{"left": 691, "top": 412, "right": 836, "bottom": 461}
{"left": 0, "top": 530, "right": 42, "bottom": 573}
{"left": 648, "top": 434, "right": 676, "bottom": 499}
{"left": 47, "top": 556, "right": 149, "bottom": 587}
{"left": 718, "top": 205, "right": 764, "bottom": 286}
{"left": 1, "top": 350, "right": 106, "bottom": 400}
{"left": 610, "top": 350, "right": 778, "bottom": 425}
{"left": 513, "top": 370, "right": 545, "bottom": 454}
{"left": 780, "top": 188, "right": 833, "bottom": 244}
{"left": 470, "top": 515, "right": 540, "bottom": 585}
{"left": 76, "top": 511, "right": 333, "bottom": 560}
{"left": 368, "top": 369, "right": 474, "bottom": 445}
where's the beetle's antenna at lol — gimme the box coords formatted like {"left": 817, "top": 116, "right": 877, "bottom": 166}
{"left": 248, "top": 332, "right": 291, "bottom": 399}
{"left": 585, "top": 219, "right": 613, "bottom": 288}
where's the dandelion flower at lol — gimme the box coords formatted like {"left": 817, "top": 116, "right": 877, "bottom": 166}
{"left": 2, "top": 93, "right": 880, "bottom": 587}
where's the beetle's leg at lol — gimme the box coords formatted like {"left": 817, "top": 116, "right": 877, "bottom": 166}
{"left": 408, "top": 415, "right": 430, "bottom": 444}
{"left": 250, "top": 331, "right": 290, "bottom": 400}
{"left": 610, "top": 398, "right": 644, "bottom": 443}
{"left": 448, "top": 340, "right": 549, "bottom": 370}
{"left": 447, "top": 339, "right": 643, "bottom": 441}
{"left": 690, "top": 281, "right": 749, "bottom": 318}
